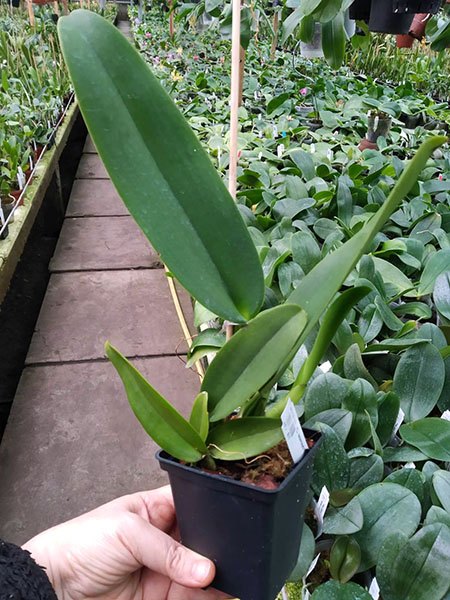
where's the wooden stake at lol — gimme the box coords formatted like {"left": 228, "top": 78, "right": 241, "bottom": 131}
{"left": 270, "top": 11, "right": 279, "bottom": 61}
{"left": 229, "top": 0, "right": 240, "bottom": 201}
{"left": 27, "top": 0, "right": 35, "bottom": 26}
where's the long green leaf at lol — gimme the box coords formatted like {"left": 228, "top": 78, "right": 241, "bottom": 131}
{"left": 105, "top": 341, "right": 207, "bottom": 462}
{"left": 322, "top": 11, "right": 345, "bottom": 69}
{"left": 58, "top": 10, "right": 264, "bottom": 323}
{"left": 190, "top": 392, "right": 209, "bottom": 441}
{"left": 207, "top": 417, "right": 283, "bottom": 460}
{"left": 202, "top": 304, "right": 307, "bottom": 421}
{"left": 288, "top": 136, "right": 447, "bottom": 340}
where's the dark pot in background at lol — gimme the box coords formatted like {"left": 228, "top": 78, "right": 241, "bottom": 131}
{"left": 396, "top": 33, "right": 415, "bottom": 46}
{"left": 11, "top": 0, "right": 20, "bottom": 7}
{"left": 157, "top": 429, "right": 322, "bottom": 600}
{"left": 393, "top": 0, "right": 443, "bottom": 13}
{"left": 367, "top": 113, "right": 392, "bottom": 142}
{"left": 350, "top": 0, "right": 371, "bottom": 21}
{"left": 409, "top": 12, "right": 432, "bottom": 37}
{"left": 369, "top": 0, "right": 415, "bottom": 33}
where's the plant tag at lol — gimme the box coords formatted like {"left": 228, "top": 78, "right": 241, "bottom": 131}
{"left": 311, "top": 143, "right": 315, "bottom": 153}
{"left": 273, "top": 125, "right": 278, "bottom": 138}
{"left": 281, "top": 399, "right": 308, "bottom": 464}
{"left": 0, "top": 207, "right": 5, "bottom": 225}
{"left": 404, "top": 462, "right": 416, "bottom": 469}
{"left": 306, "top": 553, "right": 321, "bottom": 578}
{"left": 277, "top": 144, "right": 285, "bottom": 158}
{"left": 302, "top": 589, "right": 311, "bottom": 600}
{"left": 314, "top": 486, "right": 329, "bottom": 537}
{"left": 320, "top": 361, "right": 331, "bottom": 373}
{"left": 390, "top": 408, "right": 405, "bottom": 440}
{"left": 369, "top": 577, "right": 380, "bottom": 599}
{"left": 442, "top": 410, "right": 450, "bottom": 421}
{"left": 17, "top": 167, "right": 25, "bottom": 190}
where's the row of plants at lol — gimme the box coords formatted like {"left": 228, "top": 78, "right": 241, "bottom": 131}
{"left": 127, "top": 8, "right": 450, "bottom": 599}
{"left": 0, "top": 1, "right": 116, "bottom": 236}
{"left": 54, "top": 5, "right": 450, "bottom": 600}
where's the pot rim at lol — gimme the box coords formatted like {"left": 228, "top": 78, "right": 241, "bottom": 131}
{"left": 157, "top": 428, "right": 322, "bottom": 496}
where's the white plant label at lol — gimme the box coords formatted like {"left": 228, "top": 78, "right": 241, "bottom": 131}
{"left": 320, "top": 361, "right": 332, "bottom": 373}
{"left": 442, "top": 410, "right": 450, "bottom": 421}
{"left": 404, "top": 462, "right": 416, "bottom": 469}
{"left": 273, "top": 125, "right": 278, "bottom": 138}
{"left": 306, "top": 553, "right": 321, "bottom": 578}
{"left": 391, "top": 408, "right": 405, "bottom": 440}
{"left": 281, "top": 399, "right": 308, "bottom": 464}
{"left": 314, "top": 486, "right": 330, "bottom": 537}
{"left": 277, "top": 144, "right": 285, "bottom": 158}
{"left": 0, "top": 207, "right": 5, "bottom": 225}
{"left": 17, "top": 167, "right": 25, "bottom": 190}
{"left": 369, "top": 577, "right": 380, "bottom": 599}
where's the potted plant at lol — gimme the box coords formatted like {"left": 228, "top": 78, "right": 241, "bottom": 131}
{"left": 300, "top": 22, "right": 324, "bottom": 59}
{"left": 367, "top": 110, "right": 392, "bottom": 142}
{"left": 57, "top": 9, "right": 447, "bottom": 599}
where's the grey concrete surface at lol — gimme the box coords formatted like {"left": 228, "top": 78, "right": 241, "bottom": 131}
{"left": 26, "top": 270, "right": 193, "bottom": 363}
{"left": 0, "top": 357, "right": 200, "bottom": 544}
{"left": 50, "top": 216, "right": 161, "bottom": 272}
{"left": 83, "top": 135, "right": 97, "bottom": 153}
{"left": 66, "top": 179, "right": 128, "bottom": 217}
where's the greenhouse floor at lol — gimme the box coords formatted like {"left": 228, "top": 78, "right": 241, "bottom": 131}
{"left": 0, "top": 136, "right": 200, "bottom": 545}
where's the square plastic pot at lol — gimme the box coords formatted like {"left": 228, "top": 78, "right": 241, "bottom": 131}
{"left": 157, "top": 429, "right": 322, "bottom": 600}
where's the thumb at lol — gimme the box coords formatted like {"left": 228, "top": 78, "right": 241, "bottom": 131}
{"left": 126, "top": 515, "right": 216, "bottom": 588}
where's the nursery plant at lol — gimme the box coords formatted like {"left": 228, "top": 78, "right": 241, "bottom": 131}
{"left": 57, "top": 8, "right": 450, "bottom": 599}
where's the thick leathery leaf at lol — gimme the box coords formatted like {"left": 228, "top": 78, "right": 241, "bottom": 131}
{"left": 432, "top": 470, "right": 450, "bottom": 514}
{"left": 58, "top": 10, "right": 264, "bottom": 323}
{"left": 189, "top": 392, "right": 209, "bottom": 441}
{"left": 322, "top": 12, "right": 345, "bottom": 70}
{"left": 376, "top": 532, "right": 409, "bottom": 600}
{"left": 207, "top": 417, "right": 283, "bottom": 460}
{"left": 311, "top": 581, "right": 372, "bottom": 599}
{"left": 352, "top": 483, "right": 422, "bottom": 571}
{"left": 105, "top": 342, "right": 207, "bottom": 462}
{"left": 323, "top": 499, "right": 364, "bottom": 535}
{"left": 400, "top": 418, "right": 450, "bottom": 461}
{"left": 202, "top": 304, "right": 307, "bottom": 421}
{"left": 312, "top": 423, "right": 350, "bottom": 493}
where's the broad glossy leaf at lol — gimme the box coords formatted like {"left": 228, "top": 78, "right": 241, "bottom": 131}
{"left": 288, "top": 136, "right": 447, "bottom": 341}
{"left": 424, "top": 506, "right": 450, "bottom": 528}
{"left": 207, "top": 417, "right": 283, "bottom": 460}
{"left": 105, "top": 342, "right": 207, "bottom": 462}
{"left": 358, "top": 304, "right": 383, "bottom": 343}
{"left": 311, "top": 581, "right": 372, "bottom": 600}
{"left": 416, "top": 322, "right": 447, "bottom": 349}
{"left": 383, "top": 445, "right": 429, "bottom": 463}
{"left": 304, "top": 373, "right": 349, "bottom": 421}
{"left": 290, "top": 148, "right": 315, "bottom": 180}
{"left": 58, "top": 10, "right": 264, "bottom": 323}
{"left": 385, "top": 467, "right": 425, "bottom": 505}
{"left": 352, "top": 483, "right": 422, "bottom": 571}
{"left": 400, "top": 418, "right": 450, "bottom": 461}
{"left": 434, "top": 272, "right": 450, "bottom": 320}
{"left": 433, "top": 470, "right": 450, "bottom": 514}
{"left": 372, "top": 257, "right": 414, "bottom": 297}
{"left": 304, "top": 408, "right": 353, "bottom": 444}
{"left": 190, "top": 392, "right": 209, "bottom": 441}
{"left": 312, "top": 423, "right": 349, "bottom": 493}
{"left": 376, "top": 532, "right": 410, "bottom": 600}
{"left": 203, "top": 305, "right": 307, "bottom": 421}
{"left": 393, "top": 343, "right": 445, "bottom": 422}
{"left": 343, "top": 379, "right": 378, "bottom": 449}
{"left": 376, "top": 392, "right": 400, "bottom": 446}
{"left": 344, "top": 344, "right": 378, "bottom": 389}
{"left": 348, "top": 454, "right": 384, "bottom": 490}
{"left": 390, "top": 524, "right": 450, "bottom": 600}
{"left": 288, "top": 524, "right": 315, "bottom": 582}
{"left": 292, "top": 231, "right": 321, "bottom": 274}
{"left": 329, "top": 536, "right": 361, "bottom": 584}
{"left": 323, "top": 498, "right": 364, "bottom": 535}
{"left": 419, "top": 249, "right": 450, "bottom": 296}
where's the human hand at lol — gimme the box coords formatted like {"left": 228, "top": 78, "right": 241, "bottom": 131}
{"left": 23, "top": 486, "right": 232, "bottom": 600}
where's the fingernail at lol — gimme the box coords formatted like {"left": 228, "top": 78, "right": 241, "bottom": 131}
{"left": 192, "top": 560, "right": 212, "bottom": 583}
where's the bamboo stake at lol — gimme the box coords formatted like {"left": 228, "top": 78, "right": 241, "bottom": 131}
{"left": 27, "top": 0, "right": 35, "bottom": 26}
{"left": 270, "top": 11, "right": 279, "bottom": 61}
{"left": 229, "top": 0, "right": 240, "bottom": 202}
{"left": 238, "top": 45, "right": 245, "bottom": 107}
{"left": 226, "top": 0, "right": 241, "bottom": 341}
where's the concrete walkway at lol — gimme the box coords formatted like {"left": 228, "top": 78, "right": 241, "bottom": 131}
{"left": 0, "top": 135, "right": 200, "bottom": 544}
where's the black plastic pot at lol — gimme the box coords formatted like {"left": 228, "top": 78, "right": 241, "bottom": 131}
{"left": 157, "top": 429, "right": 322, "bottom": 600}
{"left": 367, "top": 114, "right": 392, "bottom": 142}
{"left": 393, "top": 0, "right": 443, "bottom": 13}
{"left": 369, "top": 0, "right": 415, "bottom": 33}
{"left": 350, "top": 0, "right": 372, "bottom": 21}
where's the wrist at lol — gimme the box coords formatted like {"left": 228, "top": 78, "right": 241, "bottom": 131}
{"left": 22, "top": 537, "right": 65, "bottom": 600}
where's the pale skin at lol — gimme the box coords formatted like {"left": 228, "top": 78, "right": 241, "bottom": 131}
{"left": 23, "top": 486, "right": 232, "bottom": 600}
